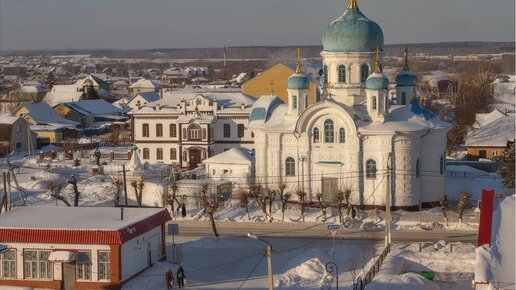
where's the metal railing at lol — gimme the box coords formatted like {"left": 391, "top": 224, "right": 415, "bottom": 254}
{"left": 352, "top": 243, "right": 391, "bottom": 290}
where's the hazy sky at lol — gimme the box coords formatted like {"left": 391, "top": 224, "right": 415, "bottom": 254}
{"left": 0, "top": 0, "right": 514, "bottom": 51}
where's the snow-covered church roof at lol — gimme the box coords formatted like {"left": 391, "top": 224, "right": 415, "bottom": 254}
{"left": 202, "top": 148, "right": 255, "bottom": 165}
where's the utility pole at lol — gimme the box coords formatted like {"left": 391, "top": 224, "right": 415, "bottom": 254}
{"left": 1, "top": 172, "right": 7, "bottom": 212}
{"left": 266, "top": 243, "right": 273, "bottom": 290}
{"left": 385, "top": 154, "right": 392, "bottom": 245}
{"left": 122, "top": 164, "right": 128, "bottom": 206}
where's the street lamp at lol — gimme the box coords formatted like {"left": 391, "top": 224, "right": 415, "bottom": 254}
{"left": 247, "top": 233, "right": 274, "bottom": 290}
{"left": 325, "top": 261, "right": 338, "bottom": 290}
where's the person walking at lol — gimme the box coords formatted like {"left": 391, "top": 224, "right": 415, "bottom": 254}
{"left": 165, "top": 267, "right": 174, "bottom": 289}
{"left": 177, "top": 265, "right": 186, "bottom": 288}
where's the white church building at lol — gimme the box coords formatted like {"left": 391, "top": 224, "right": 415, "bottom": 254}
{"left": 248, "top": 0, "right": 451, "bottom": 209}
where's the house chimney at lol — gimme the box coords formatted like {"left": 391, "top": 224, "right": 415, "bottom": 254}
{"left": 120, "top": 207, "right": 124, "bottom": 220}
{"left": 155, "top": 103, "right": 160, "bottom": 111}
{"left": 240, "top": 103, "right": 245, "bottom": 110}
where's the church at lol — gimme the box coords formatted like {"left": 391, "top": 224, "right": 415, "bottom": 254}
{"left": 248, "top": 0, "right": 451, "bottom": 209}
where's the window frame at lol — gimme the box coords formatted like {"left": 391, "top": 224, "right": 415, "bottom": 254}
{"left": 285, "top": 157, "right": 295, "bottom": 176}
{"left": 324, "top": 119, "right": 334, "bottom": 143}
{"left": 97, "top": 250, "right": 111, "bottom": 281}
{"left": 155, "top": 123, "right": 163, "bottom": 137}
{"left": 338, "top": 65, "right": 346, "bottom": 83}
{"left": 76, "top": 250, "right": 92, "bottom": 281}
{"left": 372, "top": 96, "right": 377, "bottom": 110}
{"left": 237, "top": 124, "right": 245, "bottom": 138}
{"left": 169, "top": 124, "right": 177, "bottom": 138}
{"left": 0, "top": 248, "right": 16, "bottom": 279}
{"left": 223, "top": 124, "right": 231, "bottom": 138}
{"left": 156, "top": 148, "right": 163, "bottom": 160}
{"left": 366, "top": 159, "right": 377, "bottom": 179}
{"left": 142, "top": 123, "right": 149, "bottom": 137}
{"left": 361, "top": 64, "right": 369, "bottom": 83}
{"left": 170, "top": 148, "right": 177, "bottom": 160}
{"left": 339, "top": 128, "right": 345, "bottom": 143}
{"left": 23, "top": 249, "right": 52, "bottom": 280}
{"left": 313, "top": 127, "right": 320, "bottom": 143}
{"left": 401, "top": 92, "right": 406, "bottom": 105}
{"left": 187, "top": 124, "right": 202, "bottom": 140}
{"left": 143, "top": 148, "right": 149, "bottom": 160}
{"left": 416, "top": 158, "right": 420, "bottom": 178}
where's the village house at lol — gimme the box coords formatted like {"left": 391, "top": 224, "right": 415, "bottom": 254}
{"left": 128, "top": 78, "right": 161, "bottom": 97}
{"left": 0, "top": 114, "right": 37, "bottom": 156}
{"left": 53, "top": 99, "right": 126, "bottom": 127}
{"left": 129, "top": 88, "right": 255, "bottom": 169}
{"left": 202, "top": 147, "right": 255, "bottom": 186}
{"left": 0, "top": 206, "right": 171, "bottom": 290}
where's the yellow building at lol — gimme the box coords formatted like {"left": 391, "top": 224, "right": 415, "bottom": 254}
{"left": 242, "top": 63, "right": 318, "bottom": 105}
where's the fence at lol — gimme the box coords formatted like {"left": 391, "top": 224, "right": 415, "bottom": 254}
{"left": 353, "top": 243, "right": 391, "bottom": 290}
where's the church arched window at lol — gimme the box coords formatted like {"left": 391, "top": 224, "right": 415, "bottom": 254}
{"left": 372, "top": 96, "right": 377, "bottom": 110}
{"left": 361, "top": 64, "right": 369, "bottom": 83}
{"left": 416, "top": 158, "right": 420, "bottom": 178}
{"left": 401, "top": 92, "right": 406, "bottom": 105}
{"left": 323, "top": 65, "right": 328, "bottom": 84}
{"left": 292, "top": 95, "right": 297, "bottom": 109}
{"left": 285, "top": 157, "right": 295, "bottom": 176}
{"left": 338, "top": 65, "right": 346, "bottom": 83}
{"left": 313, "top": 128, "right": 320, "bottom": 143}
{"left": 366, "top": 159, "right": 377, "bottom": 179}
{"left": 188, "top": 124, "right": 201, "bottom": 140}
{"left": 324, "top": 119, "right": 334, "bottom": 143}
{"left": 339, "top": 128, "right": 345, "bottom": 143}
{"left": 440, "top": 155, "right": 444, "bottom": 175}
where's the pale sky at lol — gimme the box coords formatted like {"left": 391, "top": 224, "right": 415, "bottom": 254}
{"left": 0, "top": 0, "right": 514, "bottom": 51}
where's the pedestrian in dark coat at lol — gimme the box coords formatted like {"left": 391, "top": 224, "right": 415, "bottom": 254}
{"left": 165, "top": 267, "right": 174, "bottom": 289}
{"left": 351, "top": 206, "right": 357, "bottom": 219}
{"left": 177, "top": 266, "right": 186, "bottom": 288}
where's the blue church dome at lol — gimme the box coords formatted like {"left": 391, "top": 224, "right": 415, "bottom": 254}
{"left": 366, "top": 73, "right": 389, "bottom": 90}
{"left": 288, "top": 73, "right": 310, "bottom": 90}
{"left": 322, "top": 1, "right": 384, "bottom": 52}
{"left": 396, "top": 70, "right": 417, "bottom": 87}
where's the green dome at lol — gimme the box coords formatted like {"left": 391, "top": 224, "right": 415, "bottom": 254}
{"left": 322, "top": 8, "right": 384, "bottom": 52}
{"left": 366, "top": 72, "right": 389, "bottom": 90}
{"left": 288, "top": 73, "right": 310, "bottom": 90}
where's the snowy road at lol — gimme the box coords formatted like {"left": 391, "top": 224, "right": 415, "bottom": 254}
{"left": 170, "top": 220, "right": 477, "bottom": 242}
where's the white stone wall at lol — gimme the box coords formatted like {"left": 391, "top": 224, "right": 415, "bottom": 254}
{"left": 120, "top": 226, "right": 163, "bottom": 282}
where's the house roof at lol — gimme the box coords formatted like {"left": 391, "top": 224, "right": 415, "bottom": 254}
{"left": 64, "top": 99, "right": 121, "bottom": 117}
{"left": 17, "top": 102, "right": 79, "bottom": 126}
{"left": 473, "top": 109, "right": 507, "bottom": 129}
{"left": 203, "top": 147, "right": 255, "bottom": 165}
{"left": 43, "top": 91, "right": 84, "bottom": 107}
{"left": 465, "top": 114, "right": 515, "bottom": 147}
{"left": 129, "top": 78, "right": 161, "bottom": 89}
{"left": 0, "top": 114, "right": 20, "bottom": 125}
{"left": 0, "top": 206, "right": 171, "bottom": 245}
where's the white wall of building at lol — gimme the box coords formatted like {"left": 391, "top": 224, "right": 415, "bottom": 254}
{"left": 120, "top": 226, "right": 163, "bottom": 282}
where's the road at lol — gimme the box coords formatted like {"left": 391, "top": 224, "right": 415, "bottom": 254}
{"left": 170, "top": 220, "right": 478, "bottom": 243}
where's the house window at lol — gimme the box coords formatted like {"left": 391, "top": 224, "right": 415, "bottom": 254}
{"left": 440, "top": 155, "right": 444, "bottom": 175}
{"left": 157, "top": 148, "right": 163, "bottom": 160}
{"left": 202, "top": 128, "right": 207, "bottom": 139}
{"left": 182, "top": 128, "right": 187, "bottom": 139}
{"left": 401, "top": 92, "right": 406, "bottom": 105}
{"left": 361, "top": 64, "right": 369, "bottom": 83}
{"left": 313, "top": 127, "right": 320, "bottom": 143}
{"left": 372, "top": 96, "right": 377, "bottom": 110}
{"left": 156, "top": 124, "right": 163, "bottom": 137}
{"left": 416, "top": 159, "right": 420, "bottom": 178}
{"left": 479, "top": 150, "right": 487, "bottom": 159}
{"left": 0, "top": 249, "right": 16, "bottom": 278}
{"left": 24, "top": 250, "right": 52, "bottom": 279}
{"left": 15, "top": 125, "right": 22, "bottom": 133}
{"left": 16, "top": 142, "right": 22, "bottom": 149}
{"left": 323, "top": 65, "right": 328, "bottom": 84}
{"left": 292, "top": 95, "right": 297, "bottom": 109}
{"left": 366, "top": 159, "right": 377, "bottom": 179}
{"left": 188, "top": 124, "right": 201, "bottom": 140}
{"left": 77, "top": 251, "right": 91, "bottom": 280}
{"left": 223, "top": 124, "right": 231, "bottom": 138}
{"left": 237, "top": 124, "right": 245, "bottom": 137}
{"left": 171, "top": 148, "right": 177, "bottom": 160}
{"left": 183, "top": 151, "right": 187, "bottom": 161}
{"left": 98, "top": 251, "right": 110, "bottom": 280}
{"left": 338, "top": 65, "right": 346, "bottom": 83}
{"left": 202, "top": 150, "right": 207, "bottom": 159}
{"left": 143, "top": 148, "right": 149, "bottom": 160}
{"left": 339, "top": 128, "right": 345, "bottom": 143}
{"left": 170, "top": 124, "right": 177, "bottom": 137}
{"left": 142, "top": 123, "right": 149, "bottom": 137}
{"left": 324, "top": 119, "right": 334, "bottom": 143}
{"left": 285, "top": 157, "right": 295, "bottom": 176}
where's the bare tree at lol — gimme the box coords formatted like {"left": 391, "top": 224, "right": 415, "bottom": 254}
{"left": 276, "top": 182, "right": 291, "bottom": 222}
{"left": 315, "top": 192, "right": 327, "bottom": 222}
{"left": 346, "top": 252, "right": 361, "bottom": 283}
{"left": 249, "top": 183, "right": 268, "bottom": 220}
{"left": 108, "top": 126, "right": 122, "bottom": 147}
{"left": 336, "top": 182, "right": 354, "bottom": 223}
{"left": 456, "top": 192, "right": 472, "bottom": 223}
{"left": 266, "top": 188, "right": 277, "bottom": 222}
{"left": 238, "top": 187, "right": 251, "bottom": 220}
{"left": 296, "top": 190, "right": 307, "bottom": 222}
{"left": 439, "top": 195, "right": 449, "bottom": 225}
{"left": 167, "top": 178, "right": 181, "bottom": 216}
{"left": 111, "top": 177, "right": 123, "bottom": 206}
{"left": 44, "top": 178, "right": 71, "bottom": 207}
{"left": 131, "top": 180, "right": 145, "bottom": 207}
{"left": 204, "top": 195, "right": 221, "bottom": 238}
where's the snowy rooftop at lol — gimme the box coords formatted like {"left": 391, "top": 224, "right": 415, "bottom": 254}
{"left": 129, "top": 78, "right": 161, "bottom": 89}
{"left": 0, "top": 206, "right": 167, "bottom": 231}
{"left": 64, "top": 99, "right": 122, "bottom": 116}
{"left": 44, "top": 91, "right": 84, "bottom": 107}
{"left": 203, "top": 147, "right": 255, "bottom": 165}
{"left": 0, "top": 114, "right": 20, "bottom": 125}
{"left": 473, "top": 109, "right": 507, "bottom": 129}
{"left": 465, "top": 114, "right": 515, "bottom": 147}
{"left": 18, "top": 102, "right": 79, "bottom": 126}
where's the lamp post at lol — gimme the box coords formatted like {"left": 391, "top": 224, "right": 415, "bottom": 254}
{"left": 247, "top": 233, "right": 273, "bottom": 290}
{"left": 325, "top": 261, "right": 338, "bottom": 290}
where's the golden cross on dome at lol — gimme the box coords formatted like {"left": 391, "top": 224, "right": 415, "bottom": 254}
{"left": 347, "top": 0, "right": 359, "bottom": 11}
{"left": 296, "top": 48, "right": 302, "bottom": 74}
{"left": 374, "top": 47, "right": 381, "bottom": 73}
{"left": 403, "top": 45, "right": 410, "bottom": 71}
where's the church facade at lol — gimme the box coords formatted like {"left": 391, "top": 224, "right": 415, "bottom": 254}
{"left": 249, "top": 0, "right": 451, "bottom": 209}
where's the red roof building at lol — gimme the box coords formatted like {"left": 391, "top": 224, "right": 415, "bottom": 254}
{"left": 0, "top": 206, "right": 171, "bottom": 290}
